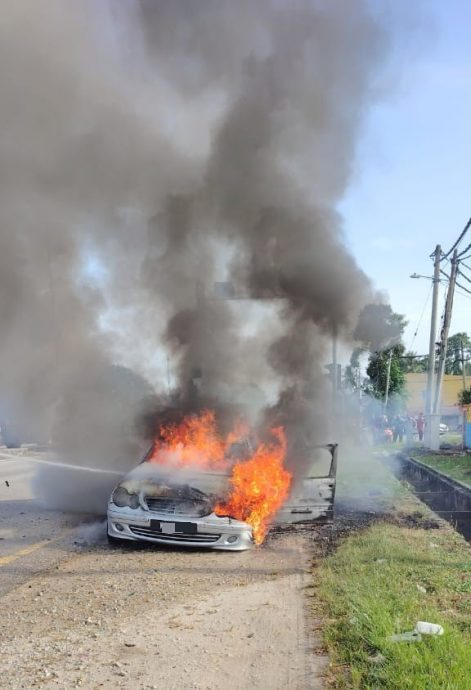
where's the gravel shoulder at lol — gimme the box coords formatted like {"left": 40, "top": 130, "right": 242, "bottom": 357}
{"left": 0, "top": 528, "right": 328, "bottom": 690}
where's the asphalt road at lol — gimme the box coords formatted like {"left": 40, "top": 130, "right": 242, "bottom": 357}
{"left": 0, "top": 448, "right": 107, "bottom": 597}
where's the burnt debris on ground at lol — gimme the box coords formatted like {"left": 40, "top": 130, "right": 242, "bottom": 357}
{"left": 269, "top": 504, "right": 441, "bottom": 558}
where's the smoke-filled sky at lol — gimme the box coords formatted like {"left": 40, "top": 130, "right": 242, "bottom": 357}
{"left": 0, "top": 0, "right": 420, "bottom": 468}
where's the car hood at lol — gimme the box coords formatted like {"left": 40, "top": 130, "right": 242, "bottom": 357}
{"left": 111, "top": 462, "right": 236, "bottom": 518}
{"left": 118, "top": 462, "right": 230, "bottom": 496}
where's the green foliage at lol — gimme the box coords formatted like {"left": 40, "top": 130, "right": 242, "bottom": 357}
{"left": 414, "top": 453, "right": 471, "bottom": 486}
{"left": 458, "top": 388, "right": 471, "bottom": 405}
{"left": 353, "top": 307, "right": 408, "bottom": 407}
{"left": 366, "top": 344, "right": 406, "bottom": 404}
{"left": 400, "top": 351, "right": 428, "bottom": 374}
{"left": 445, "top": 332, "right": 471, "bottom": 375}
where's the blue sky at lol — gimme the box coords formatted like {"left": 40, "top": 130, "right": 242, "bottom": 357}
{"left": 341, "top": 0, "right": 471, "bottom": 355}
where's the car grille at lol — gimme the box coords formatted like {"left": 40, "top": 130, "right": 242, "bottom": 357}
{"left": 144, "top": 497, "right": 210, "bottom": 517}
{"left": 129, "top": 526, "right": 220, "bottom": 543}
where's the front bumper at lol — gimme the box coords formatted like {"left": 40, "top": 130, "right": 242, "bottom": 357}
{"left": 107, "top": 505, "right": 253, "bottom": 551}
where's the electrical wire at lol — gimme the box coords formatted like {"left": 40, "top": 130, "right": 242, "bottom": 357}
{"left": 408, "top": 283, "right": 432, "bottom": 351}
{"left": 455, "top": 288, "right": 471, "bottom": 301}
{"left": 457, "top": 241, "right": 471, "bottom": 258}
{"left": 455, "top": 279, "right": 471, "bottom": 295}
{"left": 398, "top": 353, "right": 428, "bottom": 359}
{"left": 444, "top": 216, "right": 471, "bottom": 258}
{"left": 458, "top": 268, "right": 471, "bottom": 285}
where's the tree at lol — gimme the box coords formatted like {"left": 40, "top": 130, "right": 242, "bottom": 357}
{"left": 445, "top": 332, "right": 471, "bottom": 375}
{"left": 458, "top": 388, "right": 471, "bottom": 405}
{"left": 350, "top": 305, "right": 409, "bottom": 410}
{"left": 366, "top": 344, "right": 406, "bottom": 405}
{"left": 399, "top": 351, "right": 428, "bottom": 374}
{"left": 344, "top": 347, "right": 364, "bottom": 391}
{"left": 362, "top": 307, "right": 408, "bottom": 410}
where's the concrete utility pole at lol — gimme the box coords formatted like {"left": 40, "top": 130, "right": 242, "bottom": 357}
{"left": 383, "top": 349, "right": 393, "bottom": 412}
{"left": 433, "top": 249, "right": 459, "bottom": 419}
{"left": 425, "top": 245, "right": 442, "bottom": 447}
{"left": 461, "top": 337, "right": 467, "bottom": 391}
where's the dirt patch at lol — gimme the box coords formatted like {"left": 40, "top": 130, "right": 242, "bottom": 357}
{"left": 0, "top": 532, "right": 328, "bottom": 690}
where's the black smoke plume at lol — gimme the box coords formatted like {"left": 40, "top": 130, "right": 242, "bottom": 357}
{"left": 0, "top": 1, "right": 405, "bottom": 485}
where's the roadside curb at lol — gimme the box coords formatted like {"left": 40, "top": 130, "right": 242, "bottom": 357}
{"left": 391, "top": 452, "right": 471, "bottom": 541}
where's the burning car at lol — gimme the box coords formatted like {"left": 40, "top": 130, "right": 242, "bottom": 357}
{"left": 107, "top": 410, "right": 338, "bottom": 550}
{"left": 107, "top": 464, "right": 253, "bottom": 551}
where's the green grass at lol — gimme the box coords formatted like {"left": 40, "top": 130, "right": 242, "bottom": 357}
{"left": 314, "top": 449, "right": 471, "bottom": 689}
{"left": 315, "top": 523, "right": 471, "bottom": 689}
{"left": 440, "top": 432, "right": 463, "bottom": 447}
{"left": 411, "top": 453, "right": 471, "bottom": 488}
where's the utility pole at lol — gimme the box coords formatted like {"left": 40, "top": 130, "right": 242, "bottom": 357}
{"left": 383, "top": 349, "right": 393, "bottom": 412}
{"left": 424, "top": 245, "right": 441, "bottom": 447}
{"left": 434, "top": 249, "right": 459, "bottom": 417}
{"left": 461, "top": 337, "right": 467, "bottom": 391}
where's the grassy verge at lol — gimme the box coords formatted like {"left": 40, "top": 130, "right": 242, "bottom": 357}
{"left": 334, "top": 446, "right": 416, "bottom": 514}
{"left": 440, "top": 432, "right": 463, "bottom": 446}
{"left": 410, "top": 452, "right": 471, "bottom": 488}
{"left": 314, "top": 449, "right": 471, "bottom": 689}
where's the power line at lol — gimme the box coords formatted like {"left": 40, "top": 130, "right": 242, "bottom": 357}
{"left": 398, "top": 353, "right": 428, "bottom": 359}
{"left": 439, "top": 258, "right": 471, "bottom": 294}
{"left": 457, "top": 241, "right": 471, "bottom": 258}
{"left": 455, "top": 278, "right": 471, "bottom": 295}
{"left": 408, "top": 283, "right": 432, "bottom": 350}
{"left": 458, "top": 268, "right": 471, "bottom": 285}
{"left": 444, "top": 216, "right": 471, "bottom": 258}
{"left": 455, "top": 288, "right": 471, "bottom": 301}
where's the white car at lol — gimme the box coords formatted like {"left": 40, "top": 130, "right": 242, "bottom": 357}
{"left": 107, "top": 443, "right": 338, "bottom": 551}
{"left": 439, "top": 423, "right": 449, "bottom": 435}
{"left": 107, "top": 462, "right": 253, "bottom": 551}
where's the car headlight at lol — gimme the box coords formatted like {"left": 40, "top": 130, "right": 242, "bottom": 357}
{"left": 112, "top": 486, "right": 139, "bottom": 509}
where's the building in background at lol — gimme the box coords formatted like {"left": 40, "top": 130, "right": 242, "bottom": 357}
{"left": 405, "top": 373, "right": 465, "bottom": 429}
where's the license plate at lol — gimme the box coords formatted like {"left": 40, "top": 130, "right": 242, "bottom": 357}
{"left": 150, "top": 520, "right": 197, "bottom": 535}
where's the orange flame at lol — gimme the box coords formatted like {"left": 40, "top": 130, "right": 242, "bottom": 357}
{"left": 150, "top": 410, "right": 228, "bottom": 469}
{"left": 149, "top": 411, "right": 291, "bottom": 544}
{"left": 215, "top": 427, "right": 291, "bottom": 544}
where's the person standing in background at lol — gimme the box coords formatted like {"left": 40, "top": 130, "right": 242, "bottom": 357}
{"left": 416, "top": 412, "right": 425, "bottom": 442}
